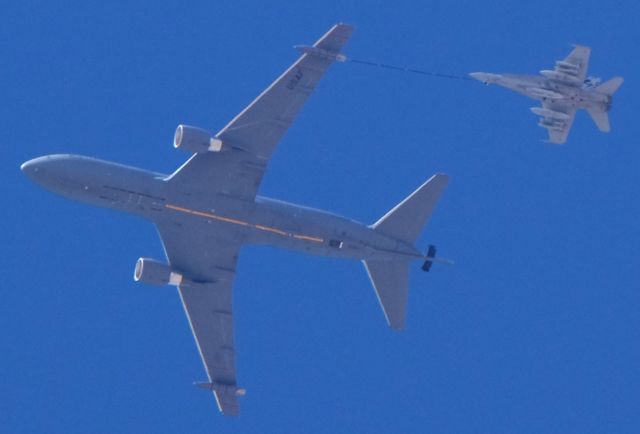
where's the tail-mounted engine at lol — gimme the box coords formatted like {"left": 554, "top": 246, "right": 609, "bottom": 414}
{"left": 134, "top": 257, "right": 183, "bottom": 286}
{"left": 174, "top": 124, "right": 223, "bottom": 153}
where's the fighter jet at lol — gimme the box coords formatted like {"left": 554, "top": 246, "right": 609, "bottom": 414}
{"left": 470, "top": 45, "right": 623, "bottom": 144}
{"left": 21, "top": 24, "right": 450, "bottom": 416}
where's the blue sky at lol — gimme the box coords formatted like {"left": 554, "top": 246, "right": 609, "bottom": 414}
{"left": 2, "top": 1, "right": 639, "bottom": 433}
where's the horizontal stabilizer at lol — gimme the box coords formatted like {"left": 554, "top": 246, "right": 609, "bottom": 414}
{"left": 596, "top": 76, "right": 624, "bottom": 96}
{"left": 587, "top": 109, "right": 610, "bottom": 132}
{"left": 363, "top": 260, "right": 410, "bottom": 330}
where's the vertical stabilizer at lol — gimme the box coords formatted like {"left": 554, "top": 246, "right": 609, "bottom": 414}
{"left": 596, "top": 76, "right": 624, "bottom": 96}
{"left": 371, "top": 173, "right": 449, "bottom": 244}
{"left": 363, "top": 260, "right": 410, "bottom": 330}
{"left": 364, "top": 173, "right": 449, "bottom": 330}
{"left": 587, "top": 77, "right": 622, "bottom": 133}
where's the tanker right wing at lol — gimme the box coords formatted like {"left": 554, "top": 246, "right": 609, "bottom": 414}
{"left": 168, "top": 23, "right": 353, "bottom": 201}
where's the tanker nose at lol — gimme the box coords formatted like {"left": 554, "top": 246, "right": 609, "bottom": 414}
{"left": 21, "top": 154, "right": 81, "bottom": 189}
{"left": 21, "top": 156, "right": 50, "bottom": 184}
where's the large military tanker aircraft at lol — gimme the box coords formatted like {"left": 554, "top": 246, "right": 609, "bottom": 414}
{"left": 21, "top": 24, "right": 449, "bottom": 415}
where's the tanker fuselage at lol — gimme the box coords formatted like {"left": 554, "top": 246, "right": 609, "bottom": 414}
{"left": 21, "top": 154, "right": 422, "bottom": 262}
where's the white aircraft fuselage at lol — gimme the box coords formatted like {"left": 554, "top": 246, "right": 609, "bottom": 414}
{"left": 469, "top": 46, "right": 623, "bottom": 144}
{"left": 470, "top": 72, "right": 611, "bottom": 111}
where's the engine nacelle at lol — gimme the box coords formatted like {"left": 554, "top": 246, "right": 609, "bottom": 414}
{"left": 134, "top": 257, "right": 183, "bottom": 286}
{"left": 174, "top": 124, "right": 223, "bottom": 153}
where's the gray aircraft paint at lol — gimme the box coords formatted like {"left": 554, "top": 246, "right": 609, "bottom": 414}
{"left": 20, "top": 24, "right": 449, "bottom": 416}
{"left": 470, "top": 45, "right": 623, "bottom": 144}
{"left": 21, "top": 154, "right": 427, "bottom": 263}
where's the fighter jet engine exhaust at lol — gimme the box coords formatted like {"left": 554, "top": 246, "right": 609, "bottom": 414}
{"left": 174, "top": 124, "right": 224, "bottom": 153}
{"left": 134, "top": 257, "right": 183, "bottom": 286}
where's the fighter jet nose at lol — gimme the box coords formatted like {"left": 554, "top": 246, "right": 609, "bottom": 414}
{"left": 469, "top": 72, "right": 499, "bottom": 85}
{"left": 469, "top": 72, "right": 487, "bottom": 82}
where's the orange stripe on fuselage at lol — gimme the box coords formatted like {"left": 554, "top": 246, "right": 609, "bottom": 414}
{"left": 164, "top": 203, "right": 324, "bottom": 244}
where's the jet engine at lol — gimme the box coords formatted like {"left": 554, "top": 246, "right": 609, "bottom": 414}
{"left": 134, "top": 257, "right": 183, "bottom": 286}
{"left": 173, "top": 124, "right": 223, "bottom": 153}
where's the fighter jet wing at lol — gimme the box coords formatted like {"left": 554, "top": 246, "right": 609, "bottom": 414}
{"left": 154, "top": 220, "right": 243, "bottom": 416}
{"left": 540, "top": 100, "right": 576, "bottom": 145}
{"left": 168, "top": 23, "right": 354, "bottom": 200}
{"left": 555, "top": 45, "right": 591, "bottom": 83}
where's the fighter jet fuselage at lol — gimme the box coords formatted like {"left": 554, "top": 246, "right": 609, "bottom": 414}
{"left": 470, "top": 45, "right": 623, "bottom": 144}
{"left": 472, "top": 73, "right": 611, "bottom": 112}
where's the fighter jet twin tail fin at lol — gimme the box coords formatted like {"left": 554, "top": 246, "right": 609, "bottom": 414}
{"left": 587, "top": 76, "right": 624, "bottom": 133}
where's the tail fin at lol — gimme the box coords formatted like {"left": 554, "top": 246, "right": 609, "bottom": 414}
{"left": 587, "top": 109, "right": 610, "bottom": 132}
{"left": 596, "top": 76, "right": 624, "bottom": 96}
{"left": 371, "top": 173, "right": 450, "bottom": 244}
{"left": 363, "top": 173, "right": 449, "bottom": 330}
{"left": 587, "top": 77, "right": 623, "bottom": 132}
